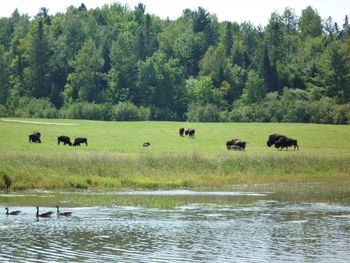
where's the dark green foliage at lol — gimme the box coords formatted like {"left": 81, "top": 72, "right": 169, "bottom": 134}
{"left": 12, "top": 97, "right": 58, "bottom": 118}
{"left": 113, "top": 101, "right": 150, "bottom": 121}
{"left": 60, "top": 102, "right": 112, "bottom": 120}
{"left": 260, "top": 46, "right": 278, "bottom": 93}
{"left": 186, "top": 103, "right": 223, "bottom": 122}
{"left": 0, "top": 4, "right": 349, "bottom": 123}
{"left": 299, "top": 6, "right": 323, "bottom": 37}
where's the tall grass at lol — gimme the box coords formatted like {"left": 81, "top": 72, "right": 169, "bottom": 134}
{"left": 0, "top": 118, "right": 349, "bottom": 190}
{"left": 0, "top": 149, "right": 349, "bottom": 190}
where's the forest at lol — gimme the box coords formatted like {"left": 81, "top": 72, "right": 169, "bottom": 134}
{"left": 0, "top": 2, "right": 349, "bottom": 123}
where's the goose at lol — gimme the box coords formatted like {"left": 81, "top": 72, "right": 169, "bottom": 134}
{"left": 5, "top": 207, "right": 21, "bottom": 216}
{"left": 36, "top": 206, "right": 54, "bottom": 218}
{"left": 55, "top": 206, "right": 73, "bottom": 216}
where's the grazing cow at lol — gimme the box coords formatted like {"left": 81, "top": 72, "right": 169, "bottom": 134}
{"left": 185, "top": 128, "right": 195, "bottom": 138}
{"left": 227, "top": 144, "right": 244, "bottom": 151}
{"left": 57, "top": 136, "right": 72, "bottom": 146}
{"left": 226, "top": 139, "right": 238, "bottom": 149}
{"left": 73, "top": 137, "right": 88, "bottom": 146}
{"left": 267, "top": 134, "right": 286, "bottom": 147}
{"left": 226, "top": 139, "right": 246, "bottom": 150}
{"left": 274, "top": 137, "right": 299, "bottom": 151}
{"left": 29, "top": 132, "right": 41, "bottom": 143}
{"left": 179, "top": 128, "right": 185, "bottom": 137}
{"left": 143, "top": 142, "right": 151, "bottom": 147}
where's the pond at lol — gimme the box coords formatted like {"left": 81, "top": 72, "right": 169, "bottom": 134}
{"left": 1, "top": 190, "right": 350, "bottom": 262}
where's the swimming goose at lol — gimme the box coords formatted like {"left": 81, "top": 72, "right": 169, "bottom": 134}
{"left": 36, "top": 207, "right": 54, "bottom": 218}
{"left": 5, "top": 207, "right": 21, "bottom": 216}
{"left": 56, "top": 206, "right": 73, "bottom": 216}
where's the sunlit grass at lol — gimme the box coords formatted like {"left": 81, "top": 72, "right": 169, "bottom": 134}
{"left": 0, "top": 118, "right": 349, "bottom": 191}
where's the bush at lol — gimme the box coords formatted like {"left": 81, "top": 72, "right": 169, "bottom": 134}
{"left": 186, "top": 103, "right": 223, "bottom": 122}
{"left": 306, "top": 97, "right": 335, "bottom": 124}
{"left": 112, "top": 102, "right": 150, "bottom": 121}
{"left": 13, "top": 97, "right": 58, "bottom": 118}
{"left": 283, "top": 100, "right": 310, "bottom": 123}
{"left": 332, "top": 104, "right": 350, "bottom": 124}
{"left": 60, "top": 102, "right": 112, "bottom": 120}
{"left": 150, "top": 106, "right": 177, "bottom": 121}
{"left": 0, "top": 104, "right": 9, "bottom": 117}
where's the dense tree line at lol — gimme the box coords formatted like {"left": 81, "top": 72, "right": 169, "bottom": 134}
{"left": 0, "top": 3, "right": 349, "bottom": 123}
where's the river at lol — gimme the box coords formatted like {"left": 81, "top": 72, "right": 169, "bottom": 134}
{"left": 1, "top": 190, "right": 350, "bottom": 262}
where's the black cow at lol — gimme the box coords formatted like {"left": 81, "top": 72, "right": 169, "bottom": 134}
{"left": 57, "top": 136, "right": 72, "bottom": 146}
{"left": 267, "top": 134, "right": 286, "bottom": 147}
{"left": 73, "top": 137, "right": 88, "bottom": 146}
{"left": 29, "top": 132, "right": 41, "bottom": 143}
{"left": 143, "top": 142, "right": 151, "bottom": 147}
{"left": 274, "top": 137, "right": 299, "bottom": 151}
{"left": 185, "top": 128, "right": 195, "bottom": 138}
{"left": 179, "top": 128, "right": 185, "bottom": 137}
{"left": 226, "top": 139, "right": 246, "bottom": 150}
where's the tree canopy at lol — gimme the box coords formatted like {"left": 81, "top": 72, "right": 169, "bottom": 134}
{"left": 0, "top": 3, "right": 349, "bottom": 123}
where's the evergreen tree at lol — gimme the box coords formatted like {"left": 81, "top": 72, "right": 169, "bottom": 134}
{"left": 224, "top": 22, "right": 233, "bottom": 56}
{"left": 261, "top": 45, "right": 279, "bottom": 93}
{"left": 64, "top": 39, "right": 104, "bottom": 102}
{"left": 0, "top": 44, "right": 10, "bottom": 104}
{"left": 299, "top": 6, "right": 322, "bottom": 37}
{"left": 29, "top": 19, "right": 51, "bottom": 98}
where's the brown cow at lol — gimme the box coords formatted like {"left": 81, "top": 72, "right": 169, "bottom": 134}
{"left": 274, "top": 137, "right": 299, "bottom": 150}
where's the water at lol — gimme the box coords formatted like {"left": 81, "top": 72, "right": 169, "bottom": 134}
{"left": 1, "top": 191, "right": 350, "bottom": 262}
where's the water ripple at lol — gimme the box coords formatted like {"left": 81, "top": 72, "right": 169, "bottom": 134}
{"left": 1, "top": 202, "right": 350, "bottom": 262}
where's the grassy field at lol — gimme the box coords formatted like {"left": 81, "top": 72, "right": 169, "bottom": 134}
{"left": 0, "top": 118, "right": 349, "bottom": 191}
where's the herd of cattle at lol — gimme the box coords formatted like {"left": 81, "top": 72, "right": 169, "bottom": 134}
{"left": 28, "top": 131, "right": 88, "bottom": 146}
{"left": 28, "top": 128, "right": 299, "bottom": 151}
{"left": 178, "top": 128, "right": 299, "bottom": 151}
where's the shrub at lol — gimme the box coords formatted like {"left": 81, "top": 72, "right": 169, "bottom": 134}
{"left": 332, "top": 104, "right": 350, "bottom": 124}
{"left": 150, "top": 106, "right": 177, "bottom": 121}
{"left": 13, "top": 97, "right": 58, "bottom": 118}
{"left": 307, "top": 97, "right": 335, "bottom": 124}
{"left": 113, "top": 101, "right": 150, "bottom": 121}
{"left": 229, "top": 104, "right": 255, "bottom": 122}
{"left": 0, "top": 104, "right": 9, "bottom": 117}
{"left": 186, "top": 103, "right": 223, "bottom": 122}
{"left": 283, "top": 100, "right": 310, "bottom": 123}
{"left": 60, "top": 102, "right": 112, "bottom": 120}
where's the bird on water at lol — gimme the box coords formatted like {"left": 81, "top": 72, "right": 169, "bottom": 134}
{"left": 36, "top": 207, "right": 54, "bottom": 218}
{"left": 55, "top": 206, "right": 73, "bottom": 216}
{"left": 5, "top": 207, "right": 21, "bottom": 216}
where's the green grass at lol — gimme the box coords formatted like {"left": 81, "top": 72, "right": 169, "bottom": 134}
{"left": 0, "top": 118, "right": 349, "bottom": 191}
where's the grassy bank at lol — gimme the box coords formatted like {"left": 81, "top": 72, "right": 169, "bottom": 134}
{"left": 0, "top": 118, "right": 349, "bottom": 190}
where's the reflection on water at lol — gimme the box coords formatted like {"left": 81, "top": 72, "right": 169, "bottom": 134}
{"left": 1, "top": 191, "right": 350, "bottom": 262}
